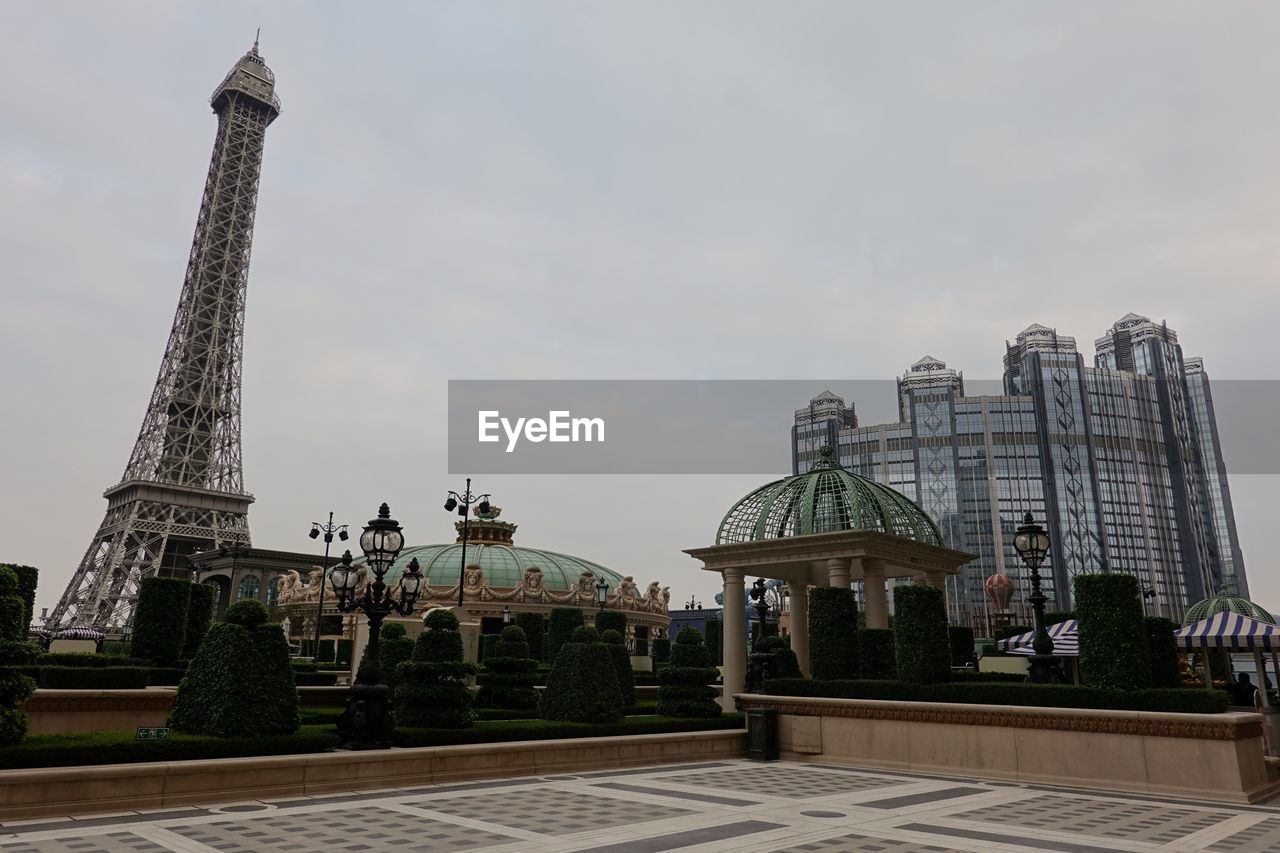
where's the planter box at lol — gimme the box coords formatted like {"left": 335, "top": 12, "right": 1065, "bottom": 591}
{"left": 21, "top": 690, "right": 176, "bottom": 736}
{"left": 738, "top": 693, "right": 1279, "bottom": 804}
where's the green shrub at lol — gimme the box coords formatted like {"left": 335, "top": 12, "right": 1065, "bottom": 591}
{"left": 316, "top": 638, "right": 336, "bottom": 663}
{"left": 514, "top": 612, "right": 545, "bottom": 661}
{"left": 600, "top": 629, "right": 637, "bottom": 706}
{"left": 540, "top": 625, "right": 623, "bottom": 724}
{"left": 0, "top": 727, "right": 337, "bottom": 770}
{"left": 595, "top": 610, "right": 626, "bottom": 637}
{"left": 336, "top": 638, "right": 353, "bottom": 665}
{"left": 480, "top": 633, "right": 500, "bottom": 663}
{"left": 761, "top": 635, "right": 802, "bottom": 678}
{"left": 704, "top": 619, "right": 723, "bottom": 666}
{"left": 546, "top": 608, "right": 584, "bottom": 665}
{"left": 130, "top": 577, "right": 191, "bottom": 666}
{"left": 762, "top": 678, "right": 1229, "bottom": 714}
{"left": 656, "top": 627, "right": 720, "bottom": 718}
{"left": 1144, "top": 616, "right": 1182, "bottom": 689}
{"left": 378, "top": 622, "right": 414, "bottom": 692}
{"left": 169, "top": 599, "right": 298, "bottom": 737}
{"left": 38, "top": 667, "right": 148, "bottom": 689}
{"left": 476, "top": 626, "right": 539, "bottom": 711}
{"left": 182, "top": 584, "right": 216, "bottom": 659}
{"left": 858, "top": 629, "right": 895, "bottom": 679}
{"left": 1, "top": 565, "right": 38, "bottom": 631}
{"left": 0, "top": 567, "right": 36, "bottom": 746}
{"left": 652, "top": 637, "right": 671, "bottom": 666}
{"left": 893, "top": 585, "right": 950, "bottom": 684}
{"left": 36, "top": 653, "right": 145, "bottom": 668}
{"left": 809, "top": 587, "right": 859, "bottom": 680}
{"left": 947, "top": 626, "right": 975, "bottom": 667}
{"left": 394, "top": 608, "right": 476, "bottom": 728}
{"left": 392, "top": 714, "right": 744, "bottom": 749}
{"left": 1075, "top": 573, "right": 1150, "bottom": 691}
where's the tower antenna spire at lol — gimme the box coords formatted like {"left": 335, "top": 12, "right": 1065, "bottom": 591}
{"left": 253, "top": 28, "right": 260, "bottom": 52}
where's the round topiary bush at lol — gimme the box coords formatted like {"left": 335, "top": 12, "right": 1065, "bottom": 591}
{"left": 130, "top": 576, "right": 192, "bottom": 666}
{"left": 893, "top": 584, "right": 951, "bottom": 684}
{"left": 656, "top": 627, "right": 721, "bottom": 718}
{"left": 394, "top": 608, "right": 476, "bottom": 728}
{"left": 476, "top": 625, "right": 539, "bottom": 711}
{"left": 169, "top": 597, "right": 298, "bottom": 737}
{"left": 540, "top": 624, "right": 623, "bottom": 723}
{"left": 600, "top": 629, "right": 637, "bottom": 707}
{"left": 0, "top": 566, "right": 38, "bottom": 746}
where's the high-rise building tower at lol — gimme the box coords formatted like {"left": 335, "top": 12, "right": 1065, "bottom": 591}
{"left": 49, "top": 41, "right": 281, "bottom": 630}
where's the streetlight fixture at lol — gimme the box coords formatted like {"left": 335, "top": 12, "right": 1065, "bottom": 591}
{"left": 1012, "top": 512, "right": 1060, "bottom": 684}
{"left": 307, "top": 513, "right": 348, "bottom": 659}
{"left": 749, "top": 577, "right": 771, "bottom": 648}
{"left": 501, "top": 606, "right": 512, "bottom": 625}
{"left": 444, "top": 478, "right": 492, "bottom": 608}
{"left": 331, "top": 503, "right": 423, "bottom": 749}
{"left": 595, "top": 577, "right": 610, "bottom": 610}
{"left": 685, "top": 595, "right": 701, "bottom": 610}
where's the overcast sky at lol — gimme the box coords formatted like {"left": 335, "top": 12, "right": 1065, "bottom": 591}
{"left": 3, "top": 2, "right": 1278, "bottom": 619}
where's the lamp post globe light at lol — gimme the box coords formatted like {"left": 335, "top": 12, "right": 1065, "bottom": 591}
{"left": 595, "top": 577, "right": 610, "bottom": 610}
{"left": 307, "top": 512, "right": 348, "bottom": 659}
{"left": 443, "top": 478, "right": 492, "bottom": 609}
{"left": 331, "top": 503, "right": 423, "bottom": 749}
{"left": 685, "top": 595, "right": 701, "bottom": 610}
{"left": 1013, "top": 512, "right": 1060, "bottom": 684}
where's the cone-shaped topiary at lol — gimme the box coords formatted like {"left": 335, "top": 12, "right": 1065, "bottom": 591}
{"left": 0, "top": 566, "right": 38, "bottom": 746}
{"left": 540, "top": 625, "right": 623, "bottom": 723}
{"left": 760, "top": 634, "right": 803, "bottom": 678}
{"left": 546, "top": 607, "right": 584, "bottom": 664}
{"left": 599, "top": 628, "right": 636, "bottom": 707}
{"left": 514, "top": 612, "right": 544, "bottom": 661}
{"left": 169, "top": 598, "right": 298, "bottom": 737}
{"left": 656, "top": 627, "right": 721, "bottom": 718}
{"left": 378, "top": 622, "right": 415, "bottom": 693}
{"left": 394, "top": 608, "right": 476, "bottom": 728}
{"left": 476, "top": 625, "right": 539, "bottom": 710}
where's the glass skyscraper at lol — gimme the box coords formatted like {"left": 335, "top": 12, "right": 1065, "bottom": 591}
{"left": 792, "top": 315, "right": 1246, "bottom": 629}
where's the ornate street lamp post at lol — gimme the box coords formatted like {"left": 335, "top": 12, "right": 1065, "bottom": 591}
{"left": 750, "top": 577, "right": 771, "bottom": 648}
{"left": 595, "top": 577, "right": 610, "bottom": 610}
{"left": 330, "top": 503, "right": 423, "bottom": 749}
{"left": 685, "top": 596, "right": 701, "bottom": 610}
{"left": 1012, "top": 512, "right": 1060, "bottom": 684}
{"left": 444, "top": 478, "right": 491, "bottom": 609}
{"left": 307, "top": 513, "right": 348, "bottom": 658}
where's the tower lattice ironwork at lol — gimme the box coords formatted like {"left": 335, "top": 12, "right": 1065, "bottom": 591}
{"left": 49, "top": 41, "right": 281, "bottom": 631}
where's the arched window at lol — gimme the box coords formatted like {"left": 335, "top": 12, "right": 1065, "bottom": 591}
{"left": 237, "top": 575, "right": 260, "bottom": 602}
{"left": 266, "top": 577, "right": 281, "bottom": 607}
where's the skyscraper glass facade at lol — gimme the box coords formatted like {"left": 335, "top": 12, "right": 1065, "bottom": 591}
{"left": 792, "top": 315, "right": 1246, "bottom": 629}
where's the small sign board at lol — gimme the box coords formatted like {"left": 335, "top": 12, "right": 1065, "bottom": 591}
{"left": 135, "top": 727, "right": 169, "bottom": 741}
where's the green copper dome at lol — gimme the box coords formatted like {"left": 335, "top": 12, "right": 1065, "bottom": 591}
{"left": 1183, "top": 589, "right": 1275, "bottom": 626}
{"left": 357, "top": 542, "right": 627, "bottom": 592}
{"left": 717, "top": 448, "right": 942, "bottom": 546}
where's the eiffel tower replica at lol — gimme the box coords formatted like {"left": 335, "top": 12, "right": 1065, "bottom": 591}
{"left": 49, "top": 39, "right": 282, "bottom": 631}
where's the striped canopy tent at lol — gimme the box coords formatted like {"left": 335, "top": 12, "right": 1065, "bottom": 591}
{"left": 1176, "top": 612, "right": 1280, "bottom": 652}
{"left": 996, "top": 620, "right": 1078, "bottom": 657}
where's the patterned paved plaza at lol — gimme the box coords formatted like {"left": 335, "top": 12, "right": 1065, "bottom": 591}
{"left": 2, "top": 760, "right": 1279, "bottom": 852}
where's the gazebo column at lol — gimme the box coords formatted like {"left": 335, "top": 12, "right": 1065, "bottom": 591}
{"left": 787, "top": 580, "right": 810, "bottom": 677}
{"left": 721, "top": 567, "right": 746, "bottom": 712}
{"left": 862, "top": 558, "right": 889, "bottom": 631}
{"left": 827, "top": 557, "right": 851, "bottom": 589}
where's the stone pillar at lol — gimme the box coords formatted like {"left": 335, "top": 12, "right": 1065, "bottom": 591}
{"left": 863, "top": 558, "right": 889, "bottom": 631}
{"left": 721, "top": 568, "right": 746, "bottom": 712}
{"left": 826, "top": 557, "right": 851, "bottom": 589}
{"left": 787, "top": 580, "right": 810, "bottom": 677}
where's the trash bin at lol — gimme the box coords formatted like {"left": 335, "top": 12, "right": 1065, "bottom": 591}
{"left": 745, "top": 708, "right": 779, "bottom": 761}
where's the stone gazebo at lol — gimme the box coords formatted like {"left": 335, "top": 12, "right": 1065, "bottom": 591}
{"left": 686, "top": 450, "right": 974, "bottom": 709}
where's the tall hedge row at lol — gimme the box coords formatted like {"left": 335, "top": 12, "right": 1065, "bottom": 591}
{"left": 514, "top": 612, "right": 545, "bottom": 662}
{"left": 704, "top": 619, "right": 723, "bottom": 666}
{"left": 947, "top": 626, "right": 975, "bottom": 667}
{"left": 1, "top": 565, "right": 38, "bottom": 631}
{"left": 182, "top": 584, "right": 216, "bottom": 659}
{"left": 130, "top": 577, "right": 191, "bottom": 666}
{"left": 1075, "top": 573, "right": 1150, "bottom": 691}
{"left": 546, "top": 608, "right": 584, "bottom": 664}
{"left": 892, "top": 584, "right": 950, "bottom": 684}
{"left": 808, "top": 587, "right": 859, "bottom": 680}
{"left": 0, "top": 567, "right": 38, "bottom": 746}
{"left": 858, "top": 628, "right": 896, "bottom": 679}
{"left": 1144, "top": 616, "right": 1182, "bottom": 689}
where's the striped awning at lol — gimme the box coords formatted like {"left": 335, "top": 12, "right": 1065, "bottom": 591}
{"left": 1009, "top": 635, "right": 1079, "bottom": 658}
{"left": 1176, "top": 611, "right": 1280, "bottom": 651}
{"left": 996, "top": 619, "right": 1077, "bottom": 653}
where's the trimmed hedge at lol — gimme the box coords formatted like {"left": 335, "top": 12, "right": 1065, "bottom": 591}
{"left": 1075, "top": 573, "right": 1150, "bottom": 691}
{"left": 130, "top": 577, "right": 191, "bottom": 666}
{"left": 1, "top": 564, "right": 38, "bottom": 631}
{"left": 760, "top": 635, "right": 802, "bottom": 678}
{"left": 947, "top": 626, "right": 975, "bottom": 667}
{"left": 183, "top": 584, "right": 216, "bottom": 659}
{"left": 37, "top": 654, "right": 147, "bottom": 668}
{"left": 0, "top": 566, "right": 36, "bottom": 746}
{"left": 1145, "top": 616, "right": 1182, "bottom": 689}
{"left": 169, "top": 599, "right": 298, "bottom": 737}
{"left": 514, "top": 612, "right": 545, "bottom": 662}
{"left": 652, "top": 638, "right": 671, "bottom": 666}
{"left": 476, "top": 626, "right": 539, "bottom": 711}
{"left": 763, "top": 678, "right": 1230, "bottom": 714}
{"left": 540, "top": 625, "right": 623, "bottom": 723}
{"left": 858, "top": 629, "right": 895, "bottom": 679}
{"left": 893, "top": 585, "right": 950, "bottom": 684}
{"left": 480, "top": 633, "right": 500, "bottom": 663}
{"left": 809, "top": 587, "right": 859, "bottom": 680}
{"left": 600, "top": 629, "right": 636, "bottom": 707}
{"left": 378, "top": 622, "right": 414, "bottom": 692}
{"left": 39, "top": 667, "right": 148, "bottom": 689}
{"left": 595, "top": 610, "right": 626, "bottom": 638}
{"left": 704, "top": 619, "right": 723, "bottom": 666}
{"left": 546, "top": 608, "right": 584, "bottom": 665}
{"left": 656, "top": 627, "right": 720, "bottom": 718}
{"left": 393, "top": 714, "right": 743, "bottom": 749}
{"left": 0, "top": 727, "right": 338, "bottom": 770}
{"left": 394, "top": 608, "right": 476, "bottom": 728}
